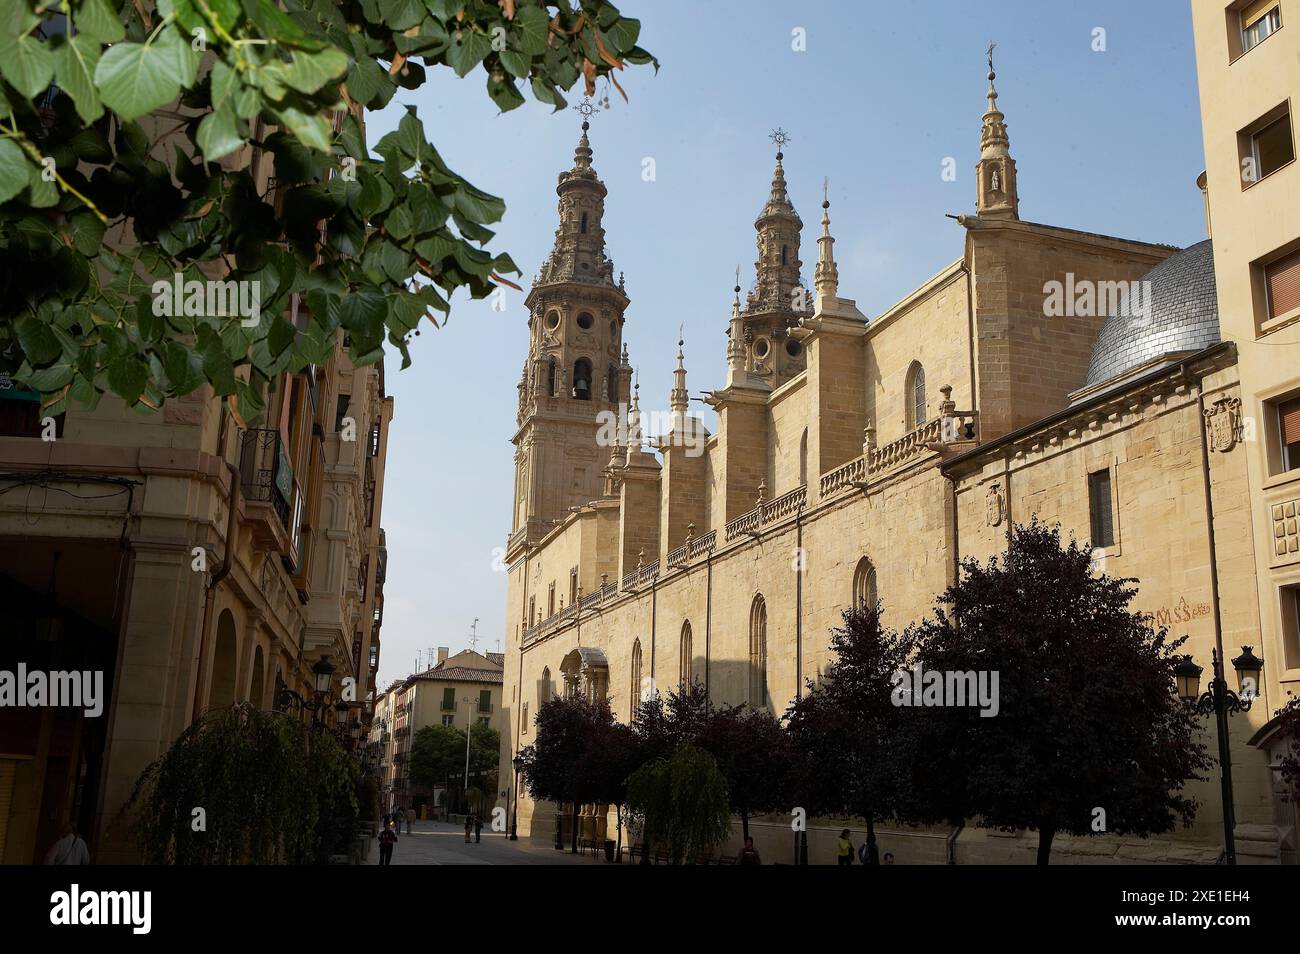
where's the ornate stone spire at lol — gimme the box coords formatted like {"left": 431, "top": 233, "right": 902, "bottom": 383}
{"left": 624, "top": 375, "right": 643, "bottom": 466}
{"left": 537, "top": 104, "right": 619, "bottom": 286}
{"left": 814, "top": 177, "right": 839, "bottom": 303}
{"left": 726, "top": 267, "right": 746, "bottom": 373}
{"left": 748, "top": 129, "right": 803, "bottom": 316}
{"left": 976, "top": 43, "right": 1019, "bottom": 220}
{"left": 670, "top": 329, "right": 689, "bottom": 414}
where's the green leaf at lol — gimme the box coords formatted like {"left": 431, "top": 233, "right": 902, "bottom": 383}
{"left": 196, "top": 99, "right": 244, "bottom": 162}
{"left": 498, "top": 48, "right": 530, "bottom": 79}
{"left": 65, "top": 213, "right": 107, "bottom": 257}
{"left": 210, "top": 58, "right": 238, "bottom": 108}
{"left": 94, "top": 40, "right": 183, "bottom": 121}
{"left": 267, "top": 100, "right": 332, "bottom": 153}
{"left": 17, "top": 316, "right": 61, "bottom": 365}
{"left": 487, "top": 73, "right": 525, "bottom": 112}
{"left": 76, "top": 0, "right": 127, "bottom": 43}
{"left": 107, "top": 356, "right": 149, "bottom": 405}
{"left": 379, "top": 0, "right": 424, "bottom": 30}
{"left": 25, "top": 161, "right": 58, "bottom": 207}
{"left": 0, "top": 138, "right": 31, "bottom": 204}
{"left": 605, "top": 17, "right": 641, "bottom": 54}
{"left": 445, "top": 28, "right": 491, "bottom": 78}
{"left": 156, "top": 25, "right": 201, "bottom": 88}
{"left": 53, "top": 33, "right": 104, "bottom": 124}
{"left": 512, "top": 5, "right": 550, "bottom": 56}
{"left": 269, "top": 47, "right": 348, "bottom": 95}
{"left": 0, "top": 26, "right": 55, "bottom": 100}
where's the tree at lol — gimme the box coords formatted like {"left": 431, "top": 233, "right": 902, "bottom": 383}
{"left": 408, "top": 723, "right": 462, "bottom": 791}
{"left": 123, "top": 702, "right": 358, "bottom": 863}
{"left": 518, "top": 694, "right": 613, "bottom": 853}
{"left": 785, "top": 602, "right": 915, "bottom": 864}
{"left": 625, "top": 743, "right": 730, "bottom": 865}
{"left": 909, "top": 519, "right": 1213, "bottom": 864}
{"left": 697, "top": 700, "right": 790, "bottom": 841}
{"left": 1271, "top": 697, "right": 1300, "bottom": 800}
{"left": 1, "top": 0, "right": 657, "bottom": 416}
{"left": 585, "top": 715, "right": 640, "bottom": 860}
{"left": 631, "top": 678, "right": 710, "bottom": 763}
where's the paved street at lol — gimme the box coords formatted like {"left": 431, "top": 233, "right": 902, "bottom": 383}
{"left": 380, "top": 820, "right": 611, "bottom": 866}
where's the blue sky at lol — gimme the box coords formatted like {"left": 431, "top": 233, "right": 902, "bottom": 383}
{"left": 367, "top": 0, "right": 1208, "bottom": 687}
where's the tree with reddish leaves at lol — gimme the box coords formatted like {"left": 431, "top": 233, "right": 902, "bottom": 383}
{"left": 698, "top": 703, "right": 791, "bottom": 841}
{"left": 909, "top": 519, "right": 1213, "bottom": 865}
{"left": 785, "top": 602, "right": 916, "bottom": 864}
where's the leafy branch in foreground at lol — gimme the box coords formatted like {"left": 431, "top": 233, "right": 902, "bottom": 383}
{"left": 0, "top": 0, "right": 657, "bottom": 417}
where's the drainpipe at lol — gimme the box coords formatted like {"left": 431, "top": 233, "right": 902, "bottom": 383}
{"left": 650, "top": 572, "right": 657, "bottom": 688}
{"left": 192, "top": 411, "right": 242, "bottom": 722}
{"left": 704, "top": 551, "right": 713, "bottom": 696}
{"left": 795, "top": 506, "right": 804, "bottom": 700}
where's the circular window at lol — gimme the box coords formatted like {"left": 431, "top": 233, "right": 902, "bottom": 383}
{"left": 545, "top": 311, "right": 560, "bottom": 331}
{"left": 754, "top": 338, "right": 770, "bottom": 359}
{"left": 577, "top": 312, "right": 594, "bottom": 331}
{"left": 786, "top": 340, "right": 801, "bottom": 358}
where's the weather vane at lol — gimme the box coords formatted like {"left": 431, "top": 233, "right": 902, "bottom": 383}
{"left": 769, "top": 127, "right": 791, "bottom": 157}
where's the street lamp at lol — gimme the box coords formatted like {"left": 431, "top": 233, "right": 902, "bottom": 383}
{"left": 1176, "top": 646, "right": 1263, "bottom": 865}
{"left": 510, "top": 754, "right": 523, "bottom": 841}
{"left": 312, "top": 656, "right": 336, "bottom": 697}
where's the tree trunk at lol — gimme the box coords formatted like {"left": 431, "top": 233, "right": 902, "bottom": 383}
{"left": 741, "top": 809, "right": 749, "bottom": 841}
{"left": 615, "top": 804, "right": 623, "bottom": 863}
{"left": 1037, "top": 828, "right": 1054, "bottom": 866}
{"left": 640, "top": 834, "right": 651, "bottom": 865}
{"left": 570, "top": 801, "right": 580, "bottom": 854}
{"left": 865, "top": 814, "right": 879, "bottom": 865}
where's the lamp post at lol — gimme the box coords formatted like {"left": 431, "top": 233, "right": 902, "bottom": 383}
{"left": 510, "top": 754, "right": 523, "bottom": 841}
{"left": 276, "top": 655, "right": 337, "bottom": 725}
{"left": 1174, "top": 645, "right": 1264, "bottom": 865}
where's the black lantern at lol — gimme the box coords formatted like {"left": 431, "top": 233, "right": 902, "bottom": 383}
{"left": 1173, "top": 656, "right": 1203, "bottom": 703}
{"left": 1231, "top": 646, "right": 1263, "bottom": 698}
{"left": 312, "top": 656, "right": 336, "bottom": 696}
{"left": 334, "top": 698, "right": 351, "bottom": 726}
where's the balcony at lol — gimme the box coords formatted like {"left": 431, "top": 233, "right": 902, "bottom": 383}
{"left": 440, "top": 699, "right": 456, "bottom": 712}
{"left": 724, "top": 485, "right": 807, "bottom": 542}
{"left": 477, "top": 701, "right": 494, "bottom": 714}
{"left": 238, "top": 428, "right": 292, "bottom": 550}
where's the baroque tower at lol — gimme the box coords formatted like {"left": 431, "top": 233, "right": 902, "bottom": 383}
{"left": 730, "top": 130, "right": 809, "bottom": 389}
{"left": 510, "top": 118, "right": 631, "bottom": 549}
{"left": 975, "top": 45, "right": 1019, "bottom": 220}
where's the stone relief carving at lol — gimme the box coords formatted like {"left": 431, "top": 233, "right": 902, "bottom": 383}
{"left": 1203, "top": 396, "right": 1241, "bottom": 452}
{"left": 985, "top": 483, "right": 1004, "bottom": 527}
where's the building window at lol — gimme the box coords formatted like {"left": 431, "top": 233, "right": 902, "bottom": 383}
{"left": 630, "top": 639, "right": 642, "bottom": 711}
{"left": 679, "top": 621, "right": 693, "bottom": 687}
{"left": 442, "top": 687, "right": 455, "bottom": 711}
{"left": 528, "top": 595, "right": 536, "bottom": 627}
{"left": 607, "top": 365, "right": 618, "bottom": 403}
{"left": 478, "top": 689, "right": 492, "bottom": 713}
{"left": 798, "top": 428, "right": 808, "bottom": 486}
{"left": 547, "top": 582, "right": 555, "bottom": 617}
{"left": 1264, "top": 247, "right": 1300, "bottom": 323}
{"left": 580, "top": 211, "right": 588, "bottom": 234}
{"left": 1241, "top": 1, "right": 1281, "bottom": 52}
{"left": 576, "top": 312, "right": 594, "bottom": 331}
{"left": 852, "top": 557, "right": 878, "bottom": 612}
{"left": 1088, "top": 469, "right": 1116, "bottom": 549}
{"left": 572, "top": 358, "right": 592, "bottom": 400}
{"left": 478, "top": 716, "right": 490, "bottom": 727}
{"left": 749, "top": 595, "right": 767, "bottom": 709}
{"left": 1241, "top": 106, "right": 1294, "bottom": 185}
{"left": 569, "top": 568, "right": 578, "bottom": 605}
{"left": 539, "top": 667, "right": 552, "bottom": 705}
{"left": 781, "top": 244, "right": 788, "bottom": 266}
{"left": 441, "top": 715, "right": 454, "bottom": 727}
{"left": 907, "top": 361, "right": 927, "bottom": 429}
{"left": 1277, "top": 396, "right": 1300, "bottom": 471}
{"left": 521, "top": 701, "right": 529, "bottom": 734}
{"left": 1281, "top": 586, "right": 1300, "bottom": 670}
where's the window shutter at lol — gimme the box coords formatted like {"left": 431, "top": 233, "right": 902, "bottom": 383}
{"left": 1280, "top": 398, "right": 1300, "bottom": 445}
{"left": 1241, "top": 0, "right": 1278, "bottom": 28}
{"left": 1266, "top": 248, "right": 1300, "bottom": 318}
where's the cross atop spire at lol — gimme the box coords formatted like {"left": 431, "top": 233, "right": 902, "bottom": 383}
{"left": 769, "top": 127, "right": 791, "bottom": 158}
{"left": 976, "top": 43, "right": 1019, "bottom": 220}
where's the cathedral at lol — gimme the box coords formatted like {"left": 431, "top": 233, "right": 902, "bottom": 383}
{"left": 497, "top": 47, "right": 1300, "bottom": 864}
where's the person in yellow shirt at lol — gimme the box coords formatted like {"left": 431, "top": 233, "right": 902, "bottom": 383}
{"left": 836, "top": 829, "right": 854, "bottom": 865}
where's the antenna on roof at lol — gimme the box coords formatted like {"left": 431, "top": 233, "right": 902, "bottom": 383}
{"left": 468, "top": 618, "right": 480, "bottom": 652}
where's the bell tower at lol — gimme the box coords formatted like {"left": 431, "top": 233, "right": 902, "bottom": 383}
{"left": 731, "top": 129, "right": 809, "bottom": 389}
{"left": 509, "top": 109, "right": 631, "bottom": 554}
{"left": 976, "top": 43, "right": 1020, "bottom": 220}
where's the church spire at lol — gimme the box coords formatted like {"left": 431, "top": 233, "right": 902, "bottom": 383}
{"left": 726, "top": 267, "right": 746, "bottom": 374}
{"left": 976, "top": 43, "right": 1019, "bottom": 220}
{"left": 536, "top": 101, "right": 619, "bottom": 286}
{"left": 748, "top": 128, "right": 803, "bottom": 316}
{"left": 814, "top": 178, "right": 839, "bottom": 304}
{"left": 670, "top": 329, "right": 689, "bottom": 414}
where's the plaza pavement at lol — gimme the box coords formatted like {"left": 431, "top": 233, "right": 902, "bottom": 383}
{"left": 381, "top": 819, "right": 613, "bottom": 866}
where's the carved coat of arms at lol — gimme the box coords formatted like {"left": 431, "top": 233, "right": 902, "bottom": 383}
{"left": 985, "top": 484, "right": 1004, "bottom": 527}
{"left": 1203, "top": 397, "right": 1241, "bottom": 452}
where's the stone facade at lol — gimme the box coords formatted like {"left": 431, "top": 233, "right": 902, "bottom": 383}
{"left": 497, "top": 45, "right": 1298, "bottom": 864}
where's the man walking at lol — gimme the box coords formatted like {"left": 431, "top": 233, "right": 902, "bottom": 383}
{"left": 43, "top": 821, "right": 90, "bottom": 865}
{"left": 379, "top": 821, "right": 397, "bottom": 865}
{"left": 405, "top": 807, "right": 413, "bottom": 835}
{"left": 473, "top": 813, "right": 483, "bottom": 843}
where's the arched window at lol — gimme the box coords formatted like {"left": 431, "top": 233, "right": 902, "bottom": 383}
{"left": 679, "top": 621, "right": 693, "bottom": 687}
{"left": 631, "top": 639, "right": 643, "bottom": 712}
{"left": 547, "top": 359, "right": 557, "bottom": 397}
{"left": 580, "top": 211, "right": 588, "bottom": 233}
{"left": 208, "top": 609, "right": 238, "bottom": 711}
{"left": 852, "top": 557, "right": 878, "bottom": 612}
{"left": 539, "top": 667, "right": 552, "bottom": 705}
{"left": 907, "top": 361, "right": 926, "bottom": 429}
{"left": 781, "top": 244, "right": 788, "bottom": 266}
{"left": 607, "top": 365, "right": 618, "bottom": 403}
{"left": 749, "top": 595, "right": 767, "bottom": 708}
{"left": 798, "top": 428, "right": 808, "bottom": 487}
{"left": 573, "top": 358, "right": 592, "bottom": 401}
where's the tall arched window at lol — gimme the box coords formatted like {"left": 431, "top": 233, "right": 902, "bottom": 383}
{"left": 630, "top": 639, "right": 643, "bottom": 712}
{"left": 547, "top": 359, "right": 557, "bottom": 397}
{"left": 539, "top": 667, "right": 552, "bottom": 706}
{"left": 798, "top": 428, "right": 808, "bottom": 487}
{"left": 679, "top": 621, "right": 693, "bottom": 687}
{"left": 607, "top": 365, "right": 618, "bottom": 403}
{"left": 781, "top": 244, "right": 788, "bottom": 266}
{"left": 573, "top": 358, "right": 592, "bottom": 401}
{"left": 852, "top": 557, "right": 878, "bottom": 612}
{"left": 580, "top": 211, "right": 588, "bottom": 233}
{"left": 907, "top": 361, "right": 926, "bottom": 429}
{"left": 749, "top": 595, "right": 767, "bottom": 708}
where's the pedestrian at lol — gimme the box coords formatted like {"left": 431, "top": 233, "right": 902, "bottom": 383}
{"left": 857, "top": 839, "right": 879, "bottom": 865}
{"left": 405, "top": 807, "right": 413, "bottom": 835}
{"left": 378, "top": 821, "right": 397, "bottom": 865}
{"left": 43, "top": 821, "right": 90, "bottom": 865}
{"left": 836, "top": 829, "right": 854, "bottom": 865}
{"left": 883, "top": 852, "right": 895, "bottom": 865}
{"left": 738, "top": 836, "right": 762, "bottom": 865}
{"left": 474, "top": 813, "right": 483, "bottom": 843}
{"left": 464, "top": 814, "right": 472, "bottom": 843}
